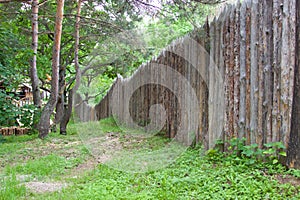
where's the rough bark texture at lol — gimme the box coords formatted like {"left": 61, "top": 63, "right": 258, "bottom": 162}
{"left": 257, "top": 1, "right": 263, "bottom": 147}
{"left": 54, "top": 66, "right": 65, "bottom": 132}
{"left": 245, "top": 3, "right": 251, "bottom": 144}
{"left": 280, "top": 0, "right": 291, "bottom": 145}
{"left": 250, "top": 0, "right": 259, "bottom": 144}
{"left": 38, "top": 0, "right": 64, "bottom": 138}
{"left": 233, "top": 5, "right": 240, "bottom": 140}
{"left": 272, "top": 0, "right": 282, "bottom": 142}
{"left": 263, "top": 0, "right": 274, "bottom": 144}
{"left": 239, "top": 2, "right": 246, "bottom": 139}
{"left": 60, "top": 89, "right": 73, "bottom": 134}
{"left": 30, "top": 0, "right": 41, "bottom": 107}
{"left": 287, "top": 0, "right": 300, "bottom": 169}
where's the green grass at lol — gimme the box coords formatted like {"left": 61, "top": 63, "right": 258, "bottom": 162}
{"left": 0, "top": 117, "right": 299, "bottom": 199}
{"left": 35, "top": 148, "right": 300, "bottom": 200}
{"left": 5, "top": 153, "right": 83, "bottom": 179}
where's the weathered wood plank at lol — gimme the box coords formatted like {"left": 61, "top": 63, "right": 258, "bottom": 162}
{"left": 263, "top": 0, "right": 274, "bottom": 144}
{"left": 250, "top": 0, "right": 259, "bottom": 144}
{"left": 287, "top": 0, "right": 300, "bottom": 169}
{"left": 245, "top": 1, "right": 252, "bottom": 145}
{"left": 233, "top": 5, "right": 240, "bottom": 139}
{"left": 257, "top": 0, "right": 264, "bottom": 147}
{"left": 281, "top": 0, "right": 291, "bottom": 145}
{"left": 239, "top": 1, "right": 247, "bottom": 139}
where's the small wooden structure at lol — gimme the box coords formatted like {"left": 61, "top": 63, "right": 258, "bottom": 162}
{"left": 0, "top": 127, "right": 30, "bottom": 136}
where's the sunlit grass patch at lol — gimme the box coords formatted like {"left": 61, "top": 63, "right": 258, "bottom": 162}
{"left": 0, "top": 174, "right": 26, "bottom": 199}
{"left": 4, "top": 154, "right": 83, "bottom": 179}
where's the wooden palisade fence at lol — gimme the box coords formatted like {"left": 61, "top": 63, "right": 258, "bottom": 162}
{"left": 76, "top": 0, "right": 300, "bottom": 168}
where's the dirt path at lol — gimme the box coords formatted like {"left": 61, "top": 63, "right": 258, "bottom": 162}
{"left": 22, "top": 132, "right": 129, "bottom": 194}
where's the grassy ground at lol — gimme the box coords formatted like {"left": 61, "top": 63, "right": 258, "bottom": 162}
{"left": 0, "top": 118, "right": 300, "bottom": 199}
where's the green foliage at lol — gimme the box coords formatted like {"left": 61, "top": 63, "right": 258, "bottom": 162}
{"left": 207, "top": 138, "right": 287, "bottom": 166}
{"left": 19, "top": 104, "right": 40, "bottom": 128}
{"left": 0, "top": 91, "right": 19, "bottom": 127}
{"left": 0, "top": 24, "right": 31, "bottom": 91}
{"left": 98, "top": 117, "right": 122, "bottom": 133}
{"left": 263, "top": 142, "right": 287, "bottom": 164}
{"left": 0, "top": 175, "right": 27, "bottom": 199}
{"left": 158, "top": 1, "right": 215, "bottom": 29}
{"left": 42, "top": 148, "right": 300, "bottom": 200}
{"left": 0, "top": 90, "right": 39, "bottom": 128}
{"left": 288, "top": 169, "right": 300, "bottom": 178}
{"left": 77, "top": 1, "right": 212, "bottom": 104}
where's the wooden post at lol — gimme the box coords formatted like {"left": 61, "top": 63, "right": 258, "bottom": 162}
{"left": 239, "top": 1, "right": 247, "bottom": 139}
{"left": 287, "top": 0, "right": 300, "bottom": 169}
{"left": 250, "top": 0, "right": 259, "bottom": 144}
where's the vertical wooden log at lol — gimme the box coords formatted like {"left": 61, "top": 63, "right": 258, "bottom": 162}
{"left": 272, "top": 0, "right": 283, "bottom": 142}
{"left": 3, "top": 128, "right": 6, "bottom": 136}
{"left": 250, "top": 0, "right": 259, "bottom": 144}
{"left": 198, "top": 22, "right": 209, "bottom": 148}
{"left": 287, "top": 0, "right": 296, "bottom": 146}
{"left": 228, "top": 8, "right": 235, "bottom": 140}
{"left": 208, "top": 17, "right": 216, "bottom": 148}
{"left": 215, "top": 15, "right": 220, "bottom": 73}
{"left": 233, "top": 5, "right": 241, "bottom": 139}
{"left": 245, "top": 2, "right": 252, "bottom": 145}
{"left": 175, "top": 45, "right": 183, "bottom": 138}
{"left": 186, "top": 38, "right": 192, "bottom": 143}
{"left": 215, "top": 7, "right": 226, "bottom": 151}
{"left": 169, "top": 50, "right": 174, "bottom": 138}
{"left": 262, "top": 0, "right": 274, "bottom": 144}
{"left": 287, "top": 0, "right": 300, "bottom": 169}
{"left": 223, "top": 9, "right": 230, "bottom": 148}
{"left": 218, "top": 8, "right": 226, "bottom": 83}
{"left": 239, "top": 1, "right": 247, "bottom": 139}
{"left": 257, "top": 1, "right": 264, "bottom": 147}
{"left": 163, "top": 51, "right": 168, "bottom": 136}
{"left": 204, "top": 22, "right": 209, "bottom": 148}
{"left": 280, "top": 0, "right": 291, "bottom": 145}
{"left": 8, "top": 128, "right": 13, "bottom": 135}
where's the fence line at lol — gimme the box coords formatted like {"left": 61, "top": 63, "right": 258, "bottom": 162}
{"left": 79, "top": 0, "right": 297, "bottom": 154}
{"left": 74, "top": 94, "right": 96, "bottom": 122}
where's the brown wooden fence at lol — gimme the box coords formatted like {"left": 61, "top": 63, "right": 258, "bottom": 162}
{"left": 78, "top": 0, "right": 298, "bottom": 165}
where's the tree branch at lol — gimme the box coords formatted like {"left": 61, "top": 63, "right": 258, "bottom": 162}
{"left": 63, "top": 13, "right": 124, "bottom": 31}
{"left": 0, "top": 0, "right": 31, "bottom": 3}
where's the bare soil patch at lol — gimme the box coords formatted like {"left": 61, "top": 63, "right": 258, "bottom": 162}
{"left": 275, "top": 174, "right": 300, "bottom": 187}
{"left": 24, "top": 181, "right": 67, "bottom": 193}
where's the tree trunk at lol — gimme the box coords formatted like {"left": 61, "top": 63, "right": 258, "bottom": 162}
{"left": 60, "top": 89, "right": 73, "bottom": 134}
{"left": 287, "top": 0, "right": 300, "bottom": 169}
{"left": 30, "top": 0, "right": 41, "bottom": 107}
{"left": 54, "top": 64, "right": 66, "bottom": 132}
{"left": 74, "top": 0, "right": 82, "bottom": 92}
{"left": 38, "top": 0, "right": 64, "bottom": 138}
{"left": 59, "top": 0, "right": 82, "bottom": 135}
